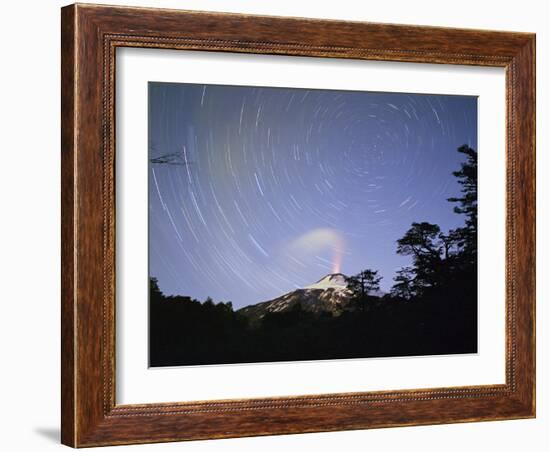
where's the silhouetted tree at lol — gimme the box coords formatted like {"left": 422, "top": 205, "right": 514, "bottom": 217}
{"left": 396, "top": 222, "right": 441, "bottom": 259}
{"left": 347, "top": 269, "right": 382, "bottom": 311}
{"left": 395, "top": 222, "right": 444, "bottom": 291}
{"left": 391, "top": 267, "right": 417, "bottom": 300}
{"left": 150, "top": 277, "right": 162, "bottom": 299}
{"left": 392, "top": 145, "right": 478, "bottom": 298}
{"left": 438, "top": 229, "right": 464, "bottom": 260}
{"left": 447, "top": 145, "right": 478, "bottom": 264}
{"left": 203, "top": 296, "right": 215, "bottom": 307}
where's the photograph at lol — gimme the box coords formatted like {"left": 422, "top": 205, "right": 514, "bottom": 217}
{"left": 47, "top": 1, "right": 537, "bottom": 448}
{"left": 148, "top": 82, "right": 479, "bottom": 367}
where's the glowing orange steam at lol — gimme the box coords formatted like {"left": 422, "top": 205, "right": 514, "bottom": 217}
{"left": 287, "top": 228, "right": 346, "bottom": 273}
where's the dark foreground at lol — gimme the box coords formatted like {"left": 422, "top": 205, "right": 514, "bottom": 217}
{"left": 149, "top": 277, "right": 477, "bottom": 367}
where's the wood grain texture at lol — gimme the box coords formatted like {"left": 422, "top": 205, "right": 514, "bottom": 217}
{"left": 61, "top": 3, "right": 536, "bottom": 447}
{"left": 60, "top": 5, "right": 76, "bottom": 446}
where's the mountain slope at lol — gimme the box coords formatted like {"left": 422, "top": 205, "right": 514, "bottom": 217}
{"left": 237, "top": 273, "right": 356, "bottom": 324}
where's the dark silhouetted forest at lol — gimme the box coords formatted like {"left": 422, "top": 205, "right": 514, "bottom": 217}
{"left": 149, "top": 145, "right": 477, "bottom": 367}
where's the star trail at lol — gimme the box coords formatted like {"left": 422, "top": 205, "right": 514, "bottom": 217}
{"left": 148, "top": 82, "right": 477, "bottom": 308}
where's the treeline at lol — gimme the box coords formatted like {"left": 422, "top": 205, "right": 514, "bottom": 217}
{"left": 342, "top": 144, "right": 477, "bottom": 325}
{"left": 150, "top": 279, "right": 476, "bottom": 366}
{"left": 149, "top": 145, "right": 478, "bottom": 367}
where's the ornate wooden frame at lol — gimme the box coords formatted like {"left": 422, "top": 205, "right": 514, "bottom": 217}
{"left": 61, "top": 3, "right": 536, "bottom": 447}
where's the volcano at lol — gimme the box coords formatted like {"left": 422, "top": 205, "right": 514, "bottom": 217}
{"left": 237, "top": 273, "right": 357, "bottom": 324}
{"left": 304, "top": 273, "right": 348, "bottom": 289}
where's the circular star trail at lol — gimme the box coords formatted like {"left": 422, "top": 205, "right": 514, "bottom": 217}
{"left": 148, "top": 82, "right": 477, "bottom": 307}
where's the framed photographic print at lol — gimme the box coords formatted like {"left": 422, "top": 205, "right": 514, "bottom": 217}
{"left": 61, "top": 3, "right": 536, "bottom": 447}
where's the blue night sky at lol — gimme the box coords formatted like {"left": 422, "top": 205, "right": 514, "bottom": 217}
{"left": 148, "top": 82, "right": 477, "bottom": 308}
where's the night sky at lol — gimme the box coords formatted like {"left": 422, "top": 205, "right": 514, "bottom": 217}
{"left": 148, "top": 82, "right": 477, "bottom": 308}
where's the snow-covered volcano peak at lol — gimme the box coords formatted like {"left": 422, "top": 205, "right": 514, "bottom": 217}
{"left": 304, "top": 273, "right": 349, "bottom": 290}
{"left": 238, "top": 273, "right": 355, "bottom": 322}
